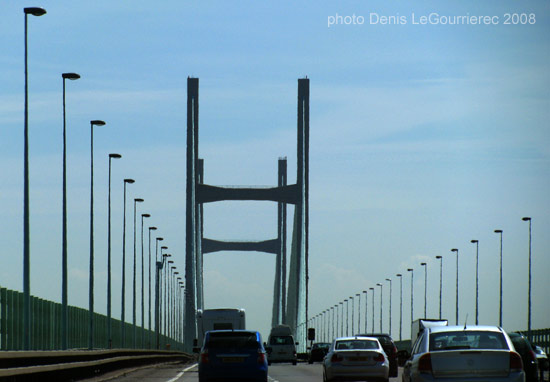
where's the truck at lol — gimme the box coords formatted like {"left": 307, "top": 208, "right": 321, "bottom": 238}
{"left": 410, "top": 318, "right": 448, "bottom": 346}
{"left": 267, "top": 325, "right": 298, "bottom": 365}
{"left": 196, "top": 308, "right": 246, "bottom": 347}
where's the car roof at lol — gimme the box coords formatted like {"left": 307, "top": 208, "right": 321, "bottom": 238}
{"left": 334, "top": 336, "right": 381, "bottom": 341}
{"left": 428, "top": 325, "right": 504, "bottom": 334}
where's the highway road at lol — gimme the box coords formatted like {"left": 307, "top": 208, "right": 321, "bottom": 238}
{"left": 96, "top": 361, "right": 402, "bottom": 382}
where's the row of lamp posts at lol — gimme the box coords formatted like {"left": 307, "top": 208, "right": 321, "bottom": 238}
{"left": 22, "top": 6, "right": 185, "bottom": 351}
{"left": 309, "top": 219, "right": 535, "bottom": 343}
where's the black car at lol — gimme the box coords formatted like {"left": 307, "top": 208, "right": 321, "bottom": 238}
{"left": 356, "top": 333, "right": 398, "bottom": 378}
{"left": 308, "top": 342, "right": 330, "bottom": 363}
{"left": 509, "top": 332, "right": 539, "bottom": 382}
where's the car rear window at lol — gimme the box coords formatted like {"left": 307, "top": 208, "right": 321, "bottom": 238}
{"left": 206, "top": 332, "right": 259, "bottom": 349}
{"left": 335, "top": 339, "right": 379, "bottom": 350}
{"left": 270, "top": 335, "right": 294, "bottom": 345}
{"left": 429, "top": 331, "right": 508, "bottom": 351}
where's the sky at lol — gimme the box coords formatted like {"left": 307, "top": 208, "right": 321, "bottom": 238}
{"left": 0, "top": 0, "right": 549, "bottom": 346}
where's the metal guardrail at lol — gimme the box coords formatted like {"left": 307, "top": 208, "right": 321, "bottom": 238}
{"left": 0, "top": 287, "right": 183, "bottom": 351}
{"left": 0, "top": 349, "right": 193, "bottom": 381}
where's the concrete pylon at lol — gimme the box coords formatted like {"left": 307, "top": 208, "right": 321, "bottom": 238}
{"left": 184, "top": 78, "right": 309, "bottom": 350}
{"left": 184, "top": 77, "right": 199, "bottom": 351}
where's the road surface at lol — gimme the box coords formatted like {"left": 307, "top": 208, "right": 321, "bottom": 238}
{"left": 92, "top": 361, "right": 402, "bottom": 382}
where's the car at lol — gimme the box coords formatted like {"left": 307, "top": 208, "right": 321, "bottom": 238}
{"left": 196, "top": 330, "right": 268, "bottom": 382}
{"left": 534, "top": 346, "right": 548, "bottom": 371}
{"left": 508, "top": 332, "right": 540, "bottom": 382}
{"left": 402, "top": 325, "right": 525, "bottom": 382}
{"left": 323, "top": 336, "right": 390, "bottom": 382}
{"left": 267, "top": 325, "right": 298, "bottom": 365}
{"left": 356, "top": 333, "right": 399, "bottom": 377}
{"left": 308, "top": 342, "right": 331, "bottom": 363}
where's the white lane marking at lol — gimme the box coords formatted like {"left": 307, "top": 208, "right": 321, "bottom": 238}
{"left": 166, "top": 363, "right": 198, "bottom": 382}
{"left": 268, "top": 377, "right": 279, "bottom": 382}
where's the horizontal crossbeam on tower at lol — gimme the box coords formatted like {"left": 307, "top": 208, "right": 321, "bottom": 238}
{"left": 197, "top": 184, "right": 299, "bottom": 204}
{"left": 202, "top": 238, "right": 279, "bottom": 254}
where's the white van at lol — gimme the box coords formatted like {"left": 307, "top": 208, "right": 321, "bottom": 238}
{"left": 267, "top": 325, "right": 298, "bottom": 365}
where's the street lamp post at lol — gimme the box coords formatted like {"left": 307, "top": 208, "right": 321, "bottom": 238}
{"left": 471, "top": 240, "right": 479, "bottom": 325}
{"left": 23, "top": 6, "right": 46, "bottom": 351}
{"left": 362, "top": 290, "right": 368, "bottom": 333}
{"left": 522, "top": 217, "right": 532, "bottom": 340}
{"left": 385, "top": 278, "right": 392, "bottom": 337}
{"left": 121, "top": 178, "right": 135, "bottom": 347}
{"left": 356, "top": 293, "right": 360, "bottom": 335}
{"left": 407, "top": 269, "right": 414, "bottom": 325}
{"left": 494, "top": 230, "right": 503, "bottom": 327}
{"left": 140, "top": 213, "right": 150, "bottom": 347}
{"left": 376, "top": 283, "right": 383, "bottom": 332}
{"left": 396, "top": 274, "right": 402, "bottom": 341}
{"left": 369, "top": 287, "right": 375, "bottom": 333}
{"left": 451, "top": 249, "right": 459, "bottom": 325}
{"left": 339, "top": 301, "right": 343, "bottom": 337}
{"left": 435, "top": 256, "right": 443, "bottom": 320}
{"left": 420, "top": 263, "right": 427, "bottom": 319}
{"left": 107, "top": 153, "right": 121, "bottom": 348}
{"left": 132, "top": 197, "right": 144, "bottom": 347}
{"left": 61, "top": 71, "right": 80, "bottom": 350}
{"left": 148, "top": 227, "right": 157, "bottom": 347}
{"left": 344, "top": 299, "right": 349, "bottom": 336}
{"left": 89, "top": 119, "right": 106, "bottom": 350}
{"left": 154, "top": 239, "right": 164, "bottom": 348}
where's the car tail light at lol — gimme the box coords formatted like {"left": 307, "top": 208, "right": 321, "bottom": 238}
{"left": 510, "top": 351, "right": 523, "bottom": 372}
{"left": 200, "top": 349, "right": 209, "bottom": 364}
{"left": 258, "top": 349, "right": 266, "bottom": 364}
{"left": 374, "top": 353, "right": 385, "bottom": 362}
{"left": 418, "top": 353, "right": 432, "bottom": 374}
{"left": 331, "top": 353, "right": 343, "bottom": 363}
{"left": 392, "top": 345, "right": 398, "bottom": 355}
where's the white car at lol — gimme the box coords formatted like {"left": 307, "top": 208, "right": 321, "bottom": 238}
{"left": 402, "top": 325, "right": 526, "bottom": 382}
{"left": 323, "top": 336, "right": 390, "bottom": 382}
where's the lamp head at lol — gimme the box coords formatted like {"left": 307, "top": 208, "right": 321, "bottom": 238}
{"left": 24, "top": 7, "right": 46, "bottom": 16}
{"left": 62, "top": 72, "right": 80, "bottom": 80}
{"left": 396, "top": 273, "right": 402, "bottom": 277}
{"left": 124, "top": 178, "right": 135, "bottom": 184}
{"left": 471, "top": 239, "right": 478, "bottom": 244}
{"left": 142, "top": 213, "right": 151, "bottom": 218}
{"left": 149, "top": 226, "right": 157, "bottom": 231}
{"left": 109, "top": 153, "right": 122, "bottom": 159}
{"left": 494, "top": 229, "right": 502, "bottom": 233}
{"left": 436, "top": 255, "right": 442, "bottom": 259}
{"left": 421, "top": 262, "right": 427, "bottom": 266}
{"left": 376, "top": 283, "right": 382, "bottom": 286}
{"left": 386, "top": 278, "right": 391, "bottom": 282}
{"left": 369, "top": 287, "right": 374, "bottom": 290}
{"left": 135, "top": 198, "right": 144, "bottom": 203}
{"left": 522, "top": 217, "right": 531, "bottom": 222}
{"left": 161, "top": 246, "right": 168, "bottom": 250}
{"left": 407, "top": 268, "right": 413, "bottom": 272}
{"left": 90, "top": 120, "right": 106, "bottom": 126}
{"left": 451, "top": 248, "right": 458, "bottom": 253}
{"left": 156, "top": 237, "right": 164, "bottom": 241}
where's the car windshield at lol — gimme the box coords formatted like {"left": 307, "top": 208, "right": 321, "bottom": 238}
{"left": 429, "top": 331, "right": 508, "bottom": 351}
{"left": 313, "top": 343, "right": 330, "bottom": 349}
{"left": 270, "top": 335, "right": 294, "bottom": 345}
{"left": 207, "top": 332, "right": 259, "bottom": 349}
{"left": 335, "top": 339, "right": 379, "bottom": 350}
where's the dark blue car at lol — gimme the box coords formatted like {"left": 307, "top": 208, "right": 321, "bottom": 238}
{"left": 198, "top": 330, "right": 268, "bottom": 382}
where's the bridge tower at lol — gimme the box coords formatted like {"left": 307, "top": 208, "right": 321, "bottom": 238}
{"left": 184, "top": 78, "right": 309, "bottom": 350}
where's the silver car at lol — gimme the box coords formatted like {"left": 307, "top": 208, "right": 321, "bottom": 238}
{"left": 323, "top": 336, "right": 390, "bottom": 382}
{"left": 402, "top": 325, "right": 525, "bottom": 382}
